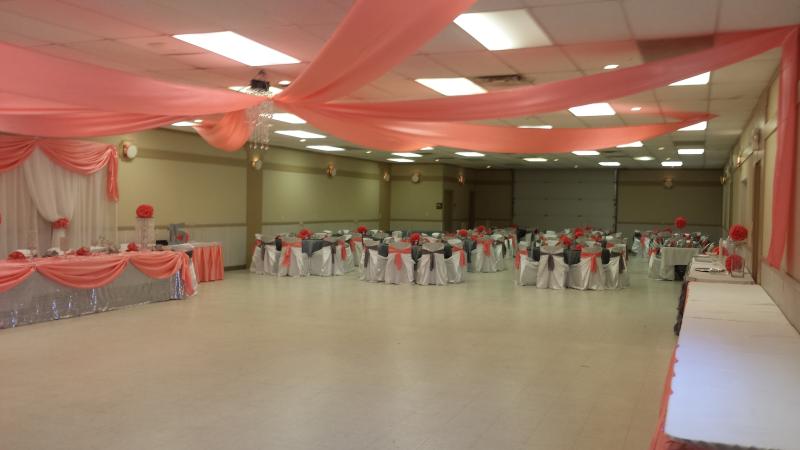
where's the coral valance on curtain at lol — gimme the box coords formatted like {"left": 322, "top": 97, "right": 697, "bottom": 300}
{"left": 0, "top": 135, "right": 119, "bottom": 201}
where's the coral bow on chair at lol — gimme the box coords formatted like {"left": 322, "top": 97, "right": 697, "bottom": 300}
{"left": 388, "top": 246, "right": 411, "bottom": 270}
{"left": 580, "top": 252, "right": 599, "bottom": 273}
{"left": 281, "top": 241, "right": 303, "bottom": 267}
{"left": 451, "top": 245, "right": 466, "bottom": 267}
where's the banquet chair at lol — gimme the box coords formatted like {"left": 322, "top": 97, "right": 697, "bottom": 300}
{"left": 263, "top": 239, "right": 280, "bottom": 276}
{"left": 536, "top": 245, "right": 568, "bottom": 289}
{"left": 416, "top": 242, "right": 448, "bottom": 285}
{"left": 648, "top": 250, "right": 663, "bottom": 279}
{"left": 350, "top": 234, "right": 365, "bottom": 271}
{"left": 471, "top": 238, "right": 498, "bottom": 273}
{"left": 250, "top": 233, "right": 264, "bottom": 274}
{"left": 516, "top": 242, "right": 538, "bottom": 286}
{"left": 445, "top": 240, "right": 466, "bottom": 284}
{"left": 360, "top": 238, "right": 387, "bottom": 282}
{"left": 384, "top": 242, "right": 414, "bottom": 284}
{"left": 391, "top": 230, "right": 404, "bottom": 240}
{"left": 568, "top": 246, "right": 606, "bottom": 290}
{"left": 605, "top": 247, "right": 630, "bottom": 289}
{"left": 333, "top": 238, "right": 354, "bottom": 275}
{"left": 309, "top": 238, "right": 335, "bottom": 276}
{"left": 277, "top": 237, "right": 308, "bottom": 277}
{"left": 492, "top": 235, "right": 507, "bottom": 271}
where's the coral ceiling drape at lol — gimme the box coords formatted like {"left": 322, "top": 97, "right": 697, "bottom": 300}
{"left": 0, "top": 0, "right": 794, "bottom": 265}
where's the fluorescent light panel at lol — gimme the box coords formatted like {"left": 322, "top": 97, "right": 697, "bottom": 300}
{"left": 569, "top": 102, "right": 616, "bottom": 117}
{"left": 307, "top": 145, "right": 344, "bottom": 152}
{"left": 453, "top": 9, "right": 552, "bottom": 51}
{"left": 616, "top": 141, "right": 643, "bottom": 148}
{"left": 275, "top": 130, "right": 325, "bottom": 139}
{"left": 388, "top": 158, "right": 414, "bottom": 163}
{"left": 572, "top": 150, "right": 600, "bottom": 156}
{"left": 603, "top": 64, "right": 619, "bottom": 70}
{"left": 635, "top": 156, "right": 655, "bottom": 161}
{"left": 271, "top": 113, "right": 305, "bottom": 124}
{"left": 415, "top": 78, "right": 487, "bottom": 96}
{"left": 661, "top": 161, "right": 684, "bottom": 167}
{"left": 419, "top": 146, "right": 434, "bottom": 150}
{"left": 173, "top": 31, "right": 299, "bottom": 66}
{"left": 679, "top": 121, "right": 707, "bottom": 131}
{"left": 669, "top": 72, "right": 710, "bottom": 86}
{"left": 392, "top": 152, "right": 423, "bottom": 158}
{"left": 678, "top": 148, "right": 705, "bottom": 155}
{"left": 599, "top": 161, "right": 621, "bottom": 167}
{"left": 524, "top": 157, "right": 548, "bottom": 162}
{"left": 455, "top": 151, "right": 485, "bottom": 157}
{"left": 171, "top": 121, "right": 196, "bottom": 127}
{"left": 518, "top": 125, "right": 553, "bottom": 129}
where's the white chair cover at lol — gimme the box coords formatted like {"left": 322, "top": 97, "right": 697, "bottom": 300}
{"left": 445, "top": 243, "right": 466, "bottom": 284}
{"left": 360, "top": 239, "right": 387, "bottom": 282}
{"left": 277, "top": 238, "right": 308, "bottom": 277}
{"left": 471, "top": 238, "right": 497, "bottom": 273}
{"left": 416, "top": 242, "right": 448, "bottom": 286}
{"left": 567, "top": 248, "right": 606, "bottom": 290}
{"left": 333, "top": 239, "right": 354, "bottom": 275}
{"left": 536, "top": 246, "right": 568, "bottom": 289}
{"left": 250, "top": 233, "right": 264, "bottom": 274}
{"left": 493, "top": 238, "right": 507, "bottom": 271}
{"left": 516, "top": 244, "right": 538, "bottom": 286}
{"left": 263, "top": 242, "right": 280, "bottom": 276}
{"left": 350, "top": 236, "right": 365, "bottom": 271}
{"left": 648, "top": 252, "right": 663, "bottom": 279}
{"left": 391, "top": 230, "right": 404, "bottom": 240}
{"left": 605, "top": 251, "right": 630, "bottom": 289}
{"left": 309, "top": 241, "right": 334, "bottom": 277}
{"left": 384, "top": 242, "right": 414, "bottom": 284}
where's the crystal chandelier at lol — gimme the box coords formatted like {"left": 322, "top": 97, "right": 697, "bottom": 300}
{"left": 236, "top": 70, "right": 274, "bottom": 151}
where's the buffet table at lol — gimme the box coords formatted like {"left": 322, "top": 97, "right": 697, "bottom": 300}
{"left": 654, "top": 247, "right": 700, "bottom": 280}
{"left": 189, "top": 242, "right": 224, "bottom": 282}
{"left": 686, "top": 256, "right": 754, "bottom": 284}
{"left": 0, "top": 252, "right": 193, "bottom": 329}
{"left": 652, "top": 283, "right": 800, "bottom": 450}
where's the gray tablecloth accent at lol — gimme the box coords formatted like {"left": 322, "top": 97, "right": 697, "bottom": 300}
{"left": 275, "top": 238, "right": 346, "bottom": 256}
{"left": 376, "top": 244, "right": 452, "bottom": 261}
{"left": 530, "top": 248, "right": 610, "bottom": 265}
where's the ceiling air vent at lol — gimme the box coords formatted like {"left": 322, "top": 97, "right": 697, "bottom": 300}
{"left": 471, "top": 74, "right": 529, "bottom": 88}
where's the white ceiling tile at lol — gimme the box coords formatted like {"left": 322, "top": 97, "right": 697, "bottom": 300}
{"left": 0, "top": 10, "right": 100, "bottom": 43}
{"left": 60, "top": 0, "right": 220, "bottom": 35}
{"left": 495, "top": 46, "right": 577, "bottom": 73}
{"left": 579, "top": 115, "right": 626, "bottom": 127}
{"left": 531, "top": 1, "right": 632, "bottom": 45}
{"left": 623, "top": 0, "right": 718, "bottom": 40}
{"left": 235, "top": 25, "right": 325, "bottom": 62}
{"left": 523, "top": 70, "right": 584, "bottom": 84}
{"left": 67, "top": 40, "right": 195, "bottom": 71}
{"left": 392, "top": 55, "right": 460, "bottom": 78}
{"left": 709, "top": 98, "right": 760, "bottom": 115}
{"left": 560, "top": 40, "right": 643, "bottom": 71}
{"left": 146, "top": 68, "right": 237, "bottom": 88}
{"left": 718, "top": 0, "right": 800, "bottom": 31}
{"left": 31, "top": 44, "right": 143, "bottom": 72}
{"left": 654, "top": 85, "right": 710, "bottom": 101}
{"left": 712, "top": 59, "right": 779, "bottom": 84}
{"left": 710, "top": 82, "right": 767, "bottom": 100}
{"left": 428, "top": 51, "right": 516, "bottom": 77}
{"left": 420, "top": 23, "right": 485, "bottom": 54}
{"left": 468, "top": 0, "right": 526, "bottom": 12}
{"left": 169, "top": 52, "right": 244, "bottom": 69}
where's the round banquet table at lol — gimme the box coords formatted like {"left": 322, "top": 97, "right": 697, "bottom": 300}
{"left": 180, "top": 242, "right": 224, "bottom": 282}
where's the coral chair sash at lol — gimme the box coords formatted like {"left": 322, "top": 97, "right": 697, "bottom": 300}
{"left": 451, "top": 245, "right": 467, "bottom": 267}
{"left": 387, "top": 246, "right": 411, "bottom": 270}
{"left": 281, "top": 241, "right": 303, "bottom": 268}
{"left": 581, "top": 252, "right": 600, "bottom": 273}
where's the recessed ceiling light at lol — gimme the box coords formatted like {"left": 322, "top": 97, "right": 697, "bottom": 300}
{"left": 388, "top": 158, "right": 414, "bottom": 163}
{"left": 599, "top": 161, "right": 621, "bottom": 167}
{"left": 307, "top": 145, "right": 345, "bottom": 152}
{"left": 658, "top": 146, "right": 665, "bottom": 150}
{"left": 486, "top": 165, "right": 492, "bottom": 169}
{"left": 171, "top": 121, "right": 197, "bottom": 127}
{"left": 275, "top": 130, "right": 325, "bottom": 139}
{"left": 365, "top": 150, "right": 372, "bottom": 154}
{"left": 435, "top": 159, "right": 440, "bottom": 162}
{"left": 678, "top": 148, "right": 705, "bottom": 155}
{"left": 553, "top": 158, "right": 559, "bottom": 162}
{"left": 392, "top": 152, "right": 423, "bottom": 158}
{"left": 419, "top": 146, "right": 434, "bottom": 150}
{"left": 572, "top": 150, "right": 600, "bottom": 156}
{"left": 193, "top": 119, "right": 203, "bottom": 123}
{"left": 616, "top": 141, "right": 644, "bottom": 148}
{"left": 678, "top": 121, "right": 707, "bottom": 131}
{"left": 630, "top": 106, "right": 642, "bottom": 111}
{"left": 662, "top": 161, "right": 684, "bottom": 167}
{"left": 518, "top": 125, "right": 553, "bottom": 129}
{"left": 278, "top": 80, "right": 292, "bottom": 86}
{"left": 415, "top": 78, "right": 487, "bottom": 96}
{"left": 271, "top": 113, "right": 306, "bottom": 124}
{"left": 453, "top": 9, "right": 552, "bottom": 51}
{"left": 635, "top": 156, "right": 655, "bottom": 161}
{"left": 573, "top": 165, "right": 579, "bottom": 169}
{"left": 603, "top": 64, "right": 619, "bottom": 70}
{"left": 229, "top": 85, "right": 283, "bottom": 95}
{"left": 569, "top": 102, "right": 616, "bottom": 117}
{"left": 524, "top": 157, "right": 548, "bottom": 162}
{"left": 669, "top": 72, "right": 710, "bottom": 86}
{"left": 455, "top": 151, "right": 485, "bottom": 157}
{"left": 173, "top": 31, "right": 299, "bottom": 66}
{"left": 299, "top": 139, "right": 306, "bottom": 143}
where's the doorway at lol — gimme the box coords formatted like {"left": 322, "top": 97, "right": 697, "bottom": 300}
{"left": 443, "top": 189, "right": 454, "bottom": 232}
{"left": 752, "top": 161, "right": 762, "bottom": 282}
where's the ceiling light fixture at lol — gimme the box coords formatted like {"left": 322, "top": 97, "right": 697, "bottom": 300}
{"left": 616, "top": 141, "right": 644, "bottom": 148}
{"left": 419, "top": 146, "right": 435, "bottom": 150}
{"left": 307, "top": 145, "right": 345, "bottom": 152}
{"left": 678, "top": 121, "right": 707, "bottom": 131}
{"left": 678, "top": 148, "right": 705, "bottom": 155}
{"left": 365, "top": 150, "right": 372, "bottom": 154}
{"left": 278, "top": 80, "right": 292, "bottom": 86}
{"left": 173, "top": 31, "right": 299, "bottom": 66}
{"left": 524, "top": 157, "right": 548, "bottom": 162}
{"left": 171, "top": 121, "right": 196, "bottom": 127}
{"left": 572, "top": 150, "right": 600, "bottom": 156}
{"left": 603, "top": 64, "right": 619, "bottom": 70}
{"left": 392, "top": 152, "right": 423, "bottom": 158}
{"left": 415, "top": 78, "right": 487, "bottom": 96}
{"left": 662, "top": 161, "right": 684, "bottom": 167}
{"left": 455, "top": 151, "right": 485, "bottom": 157}
{"left": 271, "top": 113, "right": 306, "bottom": 124}
{"left": 635, "top": 156, "right": 655, "bottom": 161}
{"left": 275, "top": 130, "right": 325, "bottom": 139}
{"left": 630, "top": 106, "right": 642, "bottom": 111}
{"left": 569, "top": 102, "right": 616, "bottom": 117}
{"left": 388, "top": 158, "right": 414, "bottom": 163}
{"left": 669, "top": 72, "right": 710, "bottom": 86}
{"left": 453, "top": 9, "right": 552, "bottom": 51}
{"left": 599, "top": 161, "right": 621, "bottom": 167}
{"left": 518, "top": 125, "right": 553, "bottom": 129}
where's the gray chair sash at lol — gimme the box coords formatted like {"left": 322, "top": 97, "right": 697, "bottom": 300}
{"left": 540, "top": 250, "right": 563, "bottom": 271}
{"left": 418, "top": 249, "right": 445, "bottom": 271}
{"left": 363, "top": 244, "right": 378, "bottom": 269}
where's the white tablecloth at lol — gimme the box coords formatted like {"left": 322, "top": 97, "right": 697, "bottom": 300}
{"left": 686, "top": 256, "right": 754, "bottom": 284}
{"left": 665, "top": 283, "right": 800, "bottom": 450}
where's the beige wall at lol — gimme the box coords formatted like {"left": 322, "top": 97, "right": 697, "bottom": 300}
{"left": 442, "top": 166, "right": 471, "bottom": 230}
{"left": 618, "top": 169, "right": 723, "bottom": 240}
{"left": 389, "top": 164, "right": 443, "bottom": 231}
{"left": 727, "top": 72, "right": 800, "bottom": 331}
{"left": 472, "top": 170, "right": 513, "bottom": 227}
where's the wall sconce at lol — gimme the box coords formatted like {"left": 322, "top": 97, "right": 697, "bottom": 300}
{"left": 720, "top": 175, "right": 727, "bottom": 185}
{"left": 383, "top": 171, "right": 391, "bottom": 182}
{"left": 251, "top": 158, "right": 263, "bottom": 170}
{"left": 120, "top": 140, "right": 138, "bottom": 160}
{"left": 663, "top": 177, "right": 674, "bottom": 189}
{"left": 411, "top": 172, "right": 421, "bottom": 184}
{"left": 457, "top": 174, "right": 465, "bottom": 185}
{"left": 326, "top": 163, "right": 337, "bottom": 177}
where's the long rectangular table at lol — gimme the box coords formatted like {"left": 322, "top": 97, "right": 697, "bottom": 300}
{"left": 652, "top": 283, "right": 800, "bottom": 450}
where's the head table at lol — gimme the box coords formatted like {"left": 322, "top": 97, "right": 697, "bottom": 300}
{"left": 0, "top": 251, "right": 193, "bottom": 329}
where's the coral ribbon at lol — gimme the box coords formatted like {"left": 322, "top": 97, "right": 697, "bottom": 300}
{"left": 515, "top": 251, "right": 522, "bottom": 270}
{"left": 388, "top": 246, "right": 411, "bottom": 270}
{"left": 481, "top": 239, "right": 492, "bottom": 256}
{"left": 339, "top": 240, "right": 347, "bottom": 260}
{"left": 581, "top": 252, "right": 600, "bottom": 273}
{"left": 281, "top": 241, "right": 302, "bottom": 268}
{"left": 451, "top": 245, "right": 466, "bottom": 267}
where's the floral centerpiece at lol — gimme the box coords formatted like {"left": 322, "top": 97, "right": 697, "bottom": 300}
{"left": 674, "top": 216, "right": 687, "bottom": 230}
{"left": 297, "top": 228, "right": 312, "bottom": 240}
{"left": 51, "top": 217, "right": 70, "bottom": 250}
{"left": 135, "top": 204, "right": 155, "bottom": 249}
{"left": 725, "top": 224, "right": 748, "bottom": 278}
{"left": 356, "top": 225, "right": 368, "bottom": 234}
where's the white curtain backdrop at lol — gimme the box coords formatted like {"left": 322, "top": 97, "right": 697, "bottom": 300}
{"left": 0, "top": 148, "right": 117, "bottom": 255}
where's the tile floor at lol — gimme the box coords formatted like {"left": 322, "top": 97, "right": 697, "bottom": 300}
{"left": 0, "top": 258, "right": 679, "bottom": 450}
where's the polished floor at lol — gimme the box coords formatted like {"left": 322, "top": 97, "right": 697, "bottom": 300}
{"left": 0, "top": 258, "right": 679, "bottom": 450}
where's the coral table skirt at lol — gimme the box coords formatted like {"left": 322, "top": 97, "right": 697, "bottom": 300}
{"left": 191, "top": 243, "right": 224, "bottom": 282}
